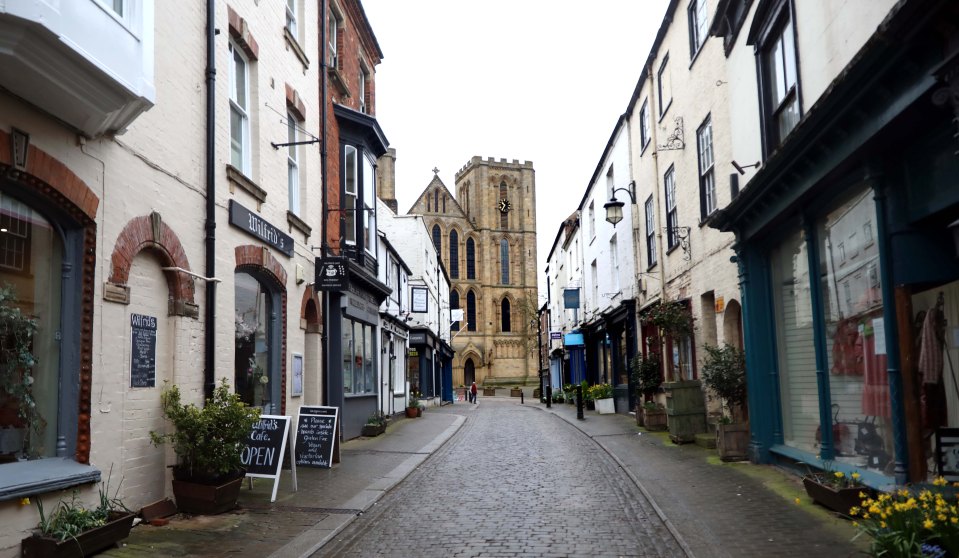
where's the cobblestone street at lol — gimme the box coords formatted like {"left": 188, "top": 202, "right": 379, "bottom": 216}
{"left": 317, "top": 399, "right": 686, "bottom": 558}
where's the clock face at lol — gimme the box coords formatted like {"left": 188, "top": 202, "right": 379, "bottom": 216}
{"left": 498, "top": 198, "right": 512, "bottom": 213}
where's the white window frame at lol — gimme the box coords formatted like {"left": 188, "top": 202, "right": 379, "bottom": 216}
{"left": 688, "top": 0, "right": 708, "bottom": 59}
{"left": 358, "top": 70, "right": 367, "bottom": 114}
{"left": 697, "top": 116, "right": 716, "bottom": 218}
{"left": 229, "top": 42, "right": 251, "bottom": 175}
{"left": 344, "top": 145, "right": 357, "bottom": 245}
{"left": 588, "top": 201, "right": 595, "bottom": 241}
{"left": 363, "top": 154, "right": 376, "bottom": 256}
{"left": 328, "top": 8, "right": 339, "bottom": 68}
{"left": 287, "top": 112, "right": 300, "bottom": 215}
{"left": 286, "top": 0, "right": 297, "bottom": 39}
{"left": 640, "top": 99, "right": 651, "bottom": 149}
{"left": 665, "top": 166, "right": 678, "bottom": 249}
{"left": 645, "top": 196, "right": 657, "bottom": 268}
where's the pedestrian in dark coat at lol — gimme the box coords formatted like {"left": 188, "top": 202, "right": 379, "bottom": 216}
{"left": 470, "top": 381, "right": 477, "bottom": 404}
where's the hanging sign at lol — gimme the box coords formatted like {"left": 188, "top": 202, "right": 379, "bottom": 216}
{"left": 550, "top": 331, "right": 562, "bottom": 340}
{"left": 563, "top": 288, "right": 580, "bottom": 309}
{"left": 130, "top": 314, "right": 157, "bottom": 388}
{"left": 229, "top": 200, "right": 293, "bottom": 257}
{"left": 411, "top": 287, "right": 429, "bottom": 313}
{"left": 315, "top": 257, "right": 349, "bottom": 291}
{"left": 294, "top": 406, "right": 339, "bottom": 468}
{"left": 242, "top": 415, "right": 297, "bottom": 502}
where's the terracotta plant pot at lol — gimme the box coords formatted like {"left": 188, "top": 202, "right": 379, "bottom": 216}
{"left": 21, "top": 511, "right": 135, "bottom": 558}
{"left": 172, "top": 475, "right": 244, "bottom": 515}
{"left": 405, "top": 407, "right": 417, "bottom": 418}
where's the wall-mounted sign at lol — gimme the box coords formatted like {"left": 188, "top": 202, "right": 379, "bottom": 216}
{"left": 315, "top": 257, "right": 349, "bottom": 292}
{"left": 130, "top": 313, "right": 157, "bottom": 388}
{"left": 229, "top": 200, "right": 293, "bottom": 257}
{"left": 550, "top": 331, "right": 562, "bottom": 340}
{"left": 411, "top": 287, "right": 428, "bottom": 313}
{"left": 563, "top": 288, "right": 580, "bottom": 309}
{"left": 291, "top": 354, "right": 303, "bottom": 397}
{"left": 409, "top": 332, "right": 427, "bottom": 345}
{"left": 342, "top": 283, "right": 380, "bottom": 324}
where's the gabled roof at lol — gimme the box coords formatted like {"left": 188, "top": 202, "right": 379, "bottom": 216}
{"left": 406, "top": 174, "right": 468, "bottom": 220}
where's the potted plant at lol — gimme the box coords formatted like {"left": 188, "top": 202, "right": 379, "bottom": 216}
{"left": 631, "top": 352, "right": 662, "bottom": 426}
{"left": 150, "top": 378, "right": 261, "bottom": 515}
{"left": 851, "top": 477, "right": 957, "bottom": 556}
{"left": 590, "top": 383, "right": 614, "bottom": 414}
{"left": 700, "top": 343, "right": 749, "bottom": 461}
{"left": 362, "top": 411, "right": 388, "bottom": 437}
{"left": 21, "top": 476, "right": 135, "bottom": 557}
{"left": 552, "top": 391, "right": 565, "bottom": 404}
{"left": 802, "top": 463, "right": 874, "bottom": 515}
{"left": 406, "top": 389, "right": 420, "bottom": 418}
{"left": 510, "top": 386, "right": 523, "bottom": 397}
{"left": 641, "top": 400, "right": 667, "bottom": 431}
{"left": 0, "top": 286, "right": 45, "bottom": 462}
{"left": 483, "top": 385, "right": 496, "bottom": 397}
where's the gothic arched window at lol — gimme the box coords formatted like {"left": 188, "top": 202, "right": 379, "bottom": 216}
{"left": 450, "top": 290, "right": 460, "bottom": 331}
{"left": 501, "top": 298, "right": 511, "bottom": 332}
{"left": 432, "top": 224, "right": 441, "bottom": 254}
{"left": 449, "top": 230, "right": 459, "bottom": 278}
{"left": 466, "top": 238, "right": 475, "bottom": 280}
{"left": 500, "top": 239, "right": 509, "bottom": 284}
{"left": 466, "top": 290, "right": 476, "bottom": 331}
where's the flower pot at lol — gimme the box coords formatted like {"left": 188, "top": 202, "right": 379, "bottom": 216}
{"left": 361, "top": 423, "right": 386, "bottom": 437}
{"left": 642, "top": 408, "right": 667, "bottom": 431}
{"left": 405, "top": 406, "right": 418, "bottom": 418}
{"left": 172, "top": 475, "right": 244, "bottom": 515}
{"left": 716, "top": 422, "right": 750, "bottom": 461}
{"left": 21, "top": 511, "right": 135, "bottom": 558}
{"left": 595, "top": 397, "right": 615, "bottom": 415}
{"left": 802, "top": 476, "right": 871, "bottom": 515}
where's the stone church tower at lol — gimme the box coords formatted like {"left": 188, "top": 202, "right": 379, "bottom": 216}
{"left": 406, "top": 156, "right": 538, "bottom": 387}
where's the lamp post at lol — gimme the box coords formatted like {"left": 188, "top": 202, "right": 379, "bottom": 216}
{"left": 604, "top": 180, "right": 637, "bottom": 227}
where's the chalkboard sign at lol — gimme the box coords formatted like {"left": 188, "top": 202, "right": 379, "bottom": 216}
{"left": 294, "top": 406, "right": 338, "bottom": 468}
{"left": 242, "top": 415, "right": 295, "bottom": 502}
{"left": 130, "top": 314, "right": 157, "bottom": 388}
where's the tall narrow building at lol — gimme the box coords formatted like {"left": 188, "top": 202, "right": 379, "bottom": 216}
{"left": 406, "top": 157, "right": 538, "bottom": 387}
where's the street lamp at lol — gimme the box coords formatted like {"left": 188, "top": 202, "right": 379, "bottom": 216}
{"left": 604, "top": 180, "right": 637, "bottom": 227}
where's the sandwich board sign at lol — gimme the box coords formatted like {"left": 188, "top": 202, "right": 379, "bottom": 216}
{"left": 294, "top": 406, "right": 339, "bottom": 468}
{"left": 242, "top": 415, "right": 296, "bottom": 502}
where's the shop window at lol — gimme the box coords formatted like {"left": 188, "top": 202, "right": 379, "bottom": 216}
{"left": 770, "top": 227, "right": 820, "bottom": 454}
{"left": 0, "top": 194, "right": 64, "bottom": 460}
{"left": 818, "top": 188, "right": 891, "bottom": 473}
{"left": 235, "top": 272, "right": 278, "bottom": 413}
{"left": 341, "top": 317, "right": 375, "bottom": 395}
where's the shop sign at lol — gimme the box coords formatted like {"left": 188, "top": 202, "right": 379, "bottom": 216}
{"left": 409, "top": 332, "right": 427, "bottom": 345}
{"left": 294, "top": 406, "right": 339, "bottom": 468}
{"left": 315, "top": 257, "right": 349, "bottom": 292}
{"left": 563, "top": 288, "right": 580, "bottom": 309}
{"left": 242, "top": 415, "right": 296, "bottom": 502}
{"left": 229, "top": 200, "right": 293, "bottom": 257}
{"left": 550, "top": 331, "right": 562, "bottom": 340}
{"left": 342, "top": 283, "right": 379, "bottom": 324}
{"left": 411, "top": 287, "right": 429, "bottom": 313}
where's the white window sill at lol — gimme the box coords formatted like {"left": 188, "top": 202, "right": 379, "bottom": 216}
{"left": 0, "top": 458, "right": 101, "bottom": 502}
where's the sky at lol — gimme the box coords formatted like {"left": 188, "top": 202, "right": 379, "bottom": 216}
{"left": 362, "top": 0, "right": 670, "bottom": 300}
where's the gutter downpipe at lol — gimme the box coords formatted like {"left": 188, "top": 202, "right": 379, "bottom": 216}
{"left": 320, "top": 0, "right": 330, "bottom": 406}
{"left": 646, "top": 63, "right": 669, "bottom": 374}
{"left": 204, "top": 0, "right": 217, "bottom": 401}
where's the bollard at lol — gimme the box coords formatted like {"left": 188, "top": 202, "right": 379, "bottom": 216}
{"left": 576, "top": 385, "right": 584, "bottom": 420}
{"left": 521, "top": 391, "right": 524, "bottom": 404}
{"left": 546, "top": 386, "right": 552, "bottom": 408}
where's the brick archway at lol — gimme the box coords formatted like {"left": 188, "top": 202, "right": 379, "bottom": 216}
{"left": 300, "top": 288, "right": 320, "bottom": 333}
{"left": 235, "top": 245, "right": 288, "bottom": 414}
{"left": 0, "top": 129, "right": 98, "bottom": 464}
{"left": 107, "top": 212, "right": 197, "bottom": 315}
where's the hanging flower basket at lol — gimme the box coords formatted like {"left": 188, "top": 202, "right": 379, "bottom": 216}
{"left": 641, "top": 302, "right": 693, "bottom": 337}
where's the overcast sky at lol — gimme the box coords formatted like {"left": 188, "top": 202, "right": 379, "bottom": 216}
{"left": 363, "top": 0, "right": 670, "bottom": 301}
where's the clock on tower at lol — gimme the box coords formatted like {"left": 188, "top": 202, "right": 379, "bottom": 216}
{"left": 497, "top": 198, "right": 512, "bottom": 213}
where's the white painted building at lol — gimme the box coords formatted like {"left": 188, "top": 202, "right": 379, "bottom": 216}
{"left": 375, "top": 201, "right": 411, "bottom": 417}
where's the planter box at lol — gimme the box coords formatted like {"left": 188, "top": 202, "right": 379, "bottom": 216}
{"left": 483, "top": 388, "right": 496, "bottom": 396}
{"left": 595, "top": 397, "right": 615, "bottom": 414}
{"left": 642, "top": 408, "right": 667, "bottom": 430}
{"left": 533, "top": 388, "right": 541, "bottom": 399}
{"left": 716, "top": 422, "right": 750, "bottom": 461}
{"left": 21, "top": 511, "right": 135, "bottom": 558}
{"left": 802, "top": 476, "right": 872, "bottom": 515}
{"left": 664, "top": 380, "right": 706, "bottom": 443}
{"left": 172, "top": 476, "right": 243, "bottom": 515}
{"left": 361, "top": 423, "right": 386, "bottom": 437}
{"left": 510, "top": 388, "right": 522, "bottom": 397}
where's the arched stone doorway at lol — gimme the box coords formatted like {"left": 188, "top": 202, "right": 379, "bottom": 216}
{"left": 464, "top": 358, "right": 476, "bottom": 385}
{"left": 723, "top": 300, "right": 743, "bottom": 349}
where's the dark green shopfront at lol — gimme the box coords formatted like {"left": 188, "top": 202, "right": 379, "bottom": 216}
{"left": 710, "top": 1, "right": 959, "bottom": 487}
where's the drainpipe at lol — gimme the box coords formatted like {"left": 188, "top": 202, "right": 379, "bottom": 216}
{"left": 646, "top": 63, "right": 669, "bottom": 379}
{"left": 320, "top": 0, "right": 330, "bottom": 406}
{"left": 203, "top": 0, "right": 217, "bottom": 401}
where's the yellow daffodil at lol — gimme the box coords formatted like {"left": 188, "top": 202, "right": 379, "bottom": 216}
{"left": 19, "top": 497, "right": 29, "bottom": 506}
{"left": 794, "top": 497, "right": 801, "bottom": 505}
{"left": 924, "top": 519, "right": 935, "bottom": 529}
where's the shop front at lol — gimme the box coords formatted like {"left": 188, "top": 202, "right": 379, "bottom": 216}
{"left": 408, "top": 328, "right": 445, "bottom": 402}
{"left": 710, "top": 4, "right": 959, "bottom": 485}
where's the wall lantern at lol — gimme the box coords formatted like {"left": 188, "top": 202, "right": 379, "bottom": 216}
{"left": 604, "top": 181, "right": 637, "bottom": 227}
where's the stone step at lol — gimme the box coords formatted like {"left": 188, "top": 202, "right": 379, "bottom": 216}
{"left": 694, "top": 432, "right": 717, "bottom": 449}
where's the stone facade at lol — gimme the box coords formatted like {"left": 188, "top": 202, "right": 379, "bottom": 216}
{"left": 405, "top": 157, "right": 538, "bottom": 387}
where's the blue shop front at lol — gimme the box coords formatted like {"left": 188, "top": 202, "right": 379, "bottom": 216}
{"left": 408, "top": 327, "right": 454, "bottom": 404}
{"left": 709, "top": 1, "right": 959, "bottom": 486}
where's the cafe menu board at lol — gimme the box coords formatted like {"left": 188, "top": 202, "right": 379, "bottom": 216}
{"left": 294, "top": 406, "right": 338, "bottom": 468}
{"left": 242, "top": 415, "right": 295, "bottom": 502}
{"left": 130, "top": 314, "right": 157, "bottom": 388}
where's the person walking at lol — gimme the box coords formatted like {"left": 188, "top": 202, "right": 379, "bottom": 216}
{"left": 470, "top": 381, "right": 477, "bottom": 404}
